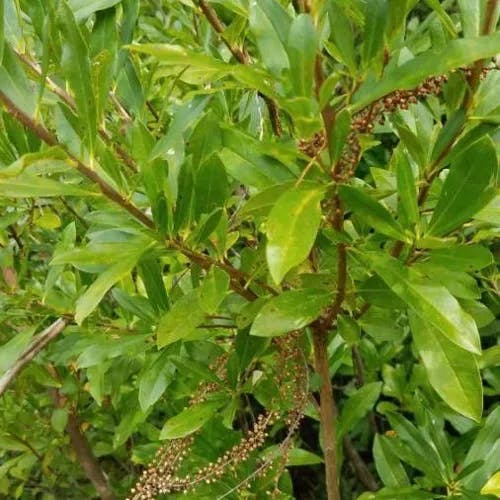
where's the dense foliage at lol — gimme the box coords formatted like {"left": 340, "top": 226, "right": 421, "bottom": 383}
{"left": 0, "top": 1, "right": 499, "bottom": 499}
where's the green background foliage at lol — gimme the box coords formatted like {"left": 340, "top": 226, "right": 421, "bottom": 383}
{"left": 0, "top": 0, "right": 499, "bottom": 499}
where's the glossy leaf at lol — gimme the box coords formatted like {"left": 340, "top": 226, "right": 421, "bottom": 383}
{"left": 0, "top": 174, "right": 97, "bottom": 197}
{"left": 75, "top": 248, "right": 147, "bottom": 324}
{"left": 427, "top": 137, "right": 498, "bottom": 236}
{"left": 337, "top": 382, "right": 382, "bottom": 439}
{"left": 250, "top": 289, "right": 331, "bottom": 337}
{"left": 369, "top": 254, "right": 481, "bottom": 354}
{"left": 353, "top": 33, "right": 500, "bottom": 111}
{"left": 463, "top": 406, "right": 500, "bottom": 490}
{"left": 138, "top": 353, "right": 175, "bottom": 412}
{"left": 159, "top": 399, "right": 223, "bottom": 440}
{"left": 395, "top": 149, "right": 418, "bottom": 228}
{"left": 286, "top": 14, "right": 316, "bottom": 97}
{"left": 266, "top": 184, "right": 325, "bottom": 284}
{"left": 361, "top": 0, "right": 388, "bottom": 72}
{"left": 339, "top": 185, "right": 408, "bottom": 241}
{"left": 156, "top": 290, "right": 205, "bottom": 348}
{"left": 248, "top": 0, "right": 289, "bottom": 75}
{"left": 409, "top": 312, "right": 482, "bottom": 421}
{"left": 373, "top": 434, "right": 410, "bottom": 487}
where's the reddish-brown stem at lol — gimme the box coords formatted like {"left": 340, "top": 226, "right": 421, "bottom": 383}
{"left": 0, "top": 90, "right": 151, "bottom": 228}
{"left": 0, "top": 90, "right": 274, "bottom": 301}
{"left": 49, "top": 381, "right": 115, "bottom": 500}
{"left": 195, "top": 0, "right": 282, "bottom": 136}
{"left": 312, "top": 329, "right": 340, "bottom": 500}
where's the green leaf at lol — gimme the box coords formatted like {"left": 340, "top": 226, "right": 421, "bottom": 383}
{"left": 326, "top": 3, "right": 356, "bottom": 73}
{"left": 482, "top": 471, "right": 500, "bottom": 496}
{"left": 427, "top": 137, "right": 498, "bottom": 236}
{"left": 199, "top": 268, "right": 230, "bottom": 314}
{"left": 286, "top": 14, "right": 317, "bottom": 98}
{"left": 424, "top": 0, "right": 458, "bottom": 37}
{"left": 463, "top": 406, "right": 500, "bottom": 490}
{"left": 428, "top": 245, "right": 494, "bottom": 272}
{"left": 56, "top": 1, "right": 97, "bottom": 155}
{"left": 250, "top": 289, "right": 331, "bottom": 337}
{"left": 50, "top": 408, "right": 68, "bottom": 434}
{"left": 369, "top": 254, "right": 481, "bottom": 354}
{"left": 138, "top": 353, "right": 175, "bottom": 412}
{"left": 352, "top": 32, "right": 500, "bottom": 111}
{"left": 395, "top": 149, "right": 418, "bottom": 228}
{"left": 159, "top": 399, "right": 223, "bottom": 440}
{"left": 68, "top": 0, "right": 122, "bottom": 22}
{"left": 75, "top": 248, "right": 147, "bottom": 324}
{"left": 238, "top": 181, "right": 297, "bottom": 220}
{"left": 409, "top": 312, "right": 482, "bottom": 422}
{"left": 249, "top": 0, "right": 290, "bottom": 75}
{"left": 337, "top": 382, "right": 382, "bottom": 439}
{"left": 373, "top": 434, "right": 410, "bottom": 488}
{"left": 266, "top": 184, "right": 325, "bottom": 284}
{"left": 0, "top": 327, "right": 36, "bottom": 373}
{"left": 329, "top": 108, "right": 351, "bottom": 163}
{"left": 457, "top": 0, "right": 481, "bottom": 37}
{"left": 156, "top": 290, "right": 205, "bottom": 348}
{"left": 339, "top": 185, "right": 408, "bottom": 241}
{"left": 0, "top": 174, "right": 97, "bottom": 198}
{"left": 361, "top": 0, "right": 389, "bottom": 73}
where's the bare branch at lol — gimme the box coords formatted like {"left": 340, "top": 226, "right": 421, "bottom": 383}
{"left": 0, "top": 318, "right": 67, "bottom": 397}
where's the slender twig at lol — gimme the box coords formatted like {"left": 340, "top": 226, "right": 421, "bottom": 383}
{"left": 0, "top": 318, "right": 67, "bottom": 397}
{"left": 343, "top": 436, "right": 379, "bottom": 491}
{"left": 16, "top": 51, "right": 138, "bottom": 173}
{"left": 0, "top": 90, "right": 276, "bottom": 302}
{"left": 0, "top": 90, "right": 152, "bottom": 227}
{"left": 195, "top": 0, "right": 282, "bottom": 136}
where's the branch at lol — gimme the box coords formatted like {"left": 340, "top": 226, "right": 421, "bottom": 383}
{"left": 16, "top": 51, "right": 138, "bottom": 173}
{"left": 49, "top": 381, "right": 115, "bottom": 500}
{"left": 66, "top": 411, "right": 116, "bottom": 500}
{"left": 343, "top": 436, "right": 379, "bottom": 491}
{"left": 0, "top": 89, "right": 275, "bottom": 303}
{"left": 195, "top": 0, "right": 282, "bottom": 136}
{"left": 312, "top": 328, "right": 340, "bottom": 500}
{"left": 0, "top": 90, "right": 153, "bottom": 228}
{"left": 0, "top": 318, "right": 67, "bottom": 397}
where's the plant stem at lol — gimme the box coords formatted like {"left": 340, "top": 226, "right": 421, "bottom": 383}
{"left": 195, "top": 0, "right": 282, "bottom": 136}
{"left": 0, "top": 318, "right": 67, "bottom": 397}
{"left": 312, "top": 329, "right": 340, "bottom": 500}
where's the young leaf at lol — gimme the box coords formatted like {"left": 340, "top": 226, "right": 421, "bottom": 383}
{"left": 266, "top": 185, "right": 325, "bottom": 284}
{"left": 427, "top": 137, "right": 498, "bottom": 236}
{"left": 361, "top": 0, "right": 389, "bottom": 73}
{"left": 159, "top": 399, "right": 223, "bottom": 440}
{"left": 199, "top": 268, "right": 230, "bottom": 314}
{"left": 138, "top": 353, "right": 175, "bottom": 412}
{"left": 409, "top": 312, "right": 482, "bottom": 422}
{"left": 248, "top": 0, "right": 290, "bottom": 75}
{"left": 286, "top": 14, "right": 317, "bottom": 98}
{"left": 462, "top": 406, "right": 500, "bottom": 491}
{"left": 369, "top": 254, "right": 481, "bottom": 354}
{"left": 329, "top": 108, "right": 351, "bottom": 163}
{"left": 352, "top": 32, "right": 500, "bottom": 111}
{"left": 75, "top": 248, "right": 146, "bottom": 324}
{"left": 373, "top": 434, "right": 410, "bottom": 488}
{"left": 250, "top": 289, "right": 331, "bottom": 337}
{"left": 395, "top": 149, "right": 418, "bottom": 228}
{"left": 337, "top": 382, "right": 382, "bottom": 439}
{"left": 156, "top": 290, "right": 205, "bottom": 348}
{"left": 56, "top": 1, "right": 97, "bottom": 155}
{"left": 339, "top": 185, "right": 409, "bottom": 241}
{"left": 0, "top": 174, "right": 97, "bottom": 198}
